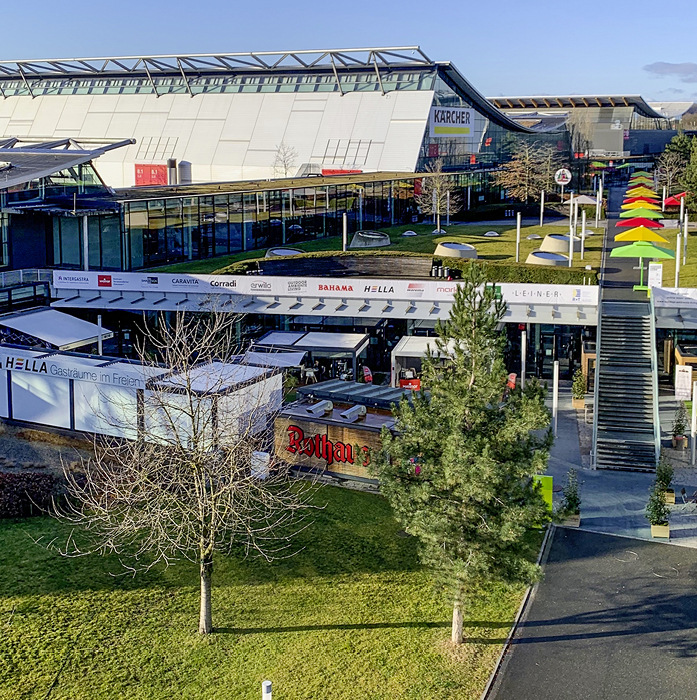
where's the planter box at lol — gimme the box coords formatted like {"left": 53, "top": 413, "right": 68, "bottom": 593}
{"left": 672, "top": 436, "right": 688, "bottom": 449}
{"left": 651, "top": 524, "right": 670, "bottom": 539}
{"left": 562, "top": 513, "right": 581, "bottom": 527}
{"left": 572, "top": 397, "right": 585, "bottom": 409}
{"left": 664, "top": 489, "right": 676, "bottom": 505}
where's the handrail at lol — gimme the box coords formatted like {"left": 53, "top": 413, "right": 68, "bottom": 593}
{"left": 591, "top": 299, "right": 603, "bottom": 469}
{"left": 649, "top": 292, "right": 661, "bottom": 464}
{"left": 0, "top": 269, "right": 53, "bottom": 288}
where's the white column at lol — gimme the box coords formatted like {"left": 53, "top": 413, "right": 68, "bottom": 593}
{"left": 262, "top": 681, "right": 272, "bottom": 700}
{"left": 662, "top": 185, "right": 667, "bottom": 212}
{"left": 446, "top": 191, "right": 450, "bottom": 227}
{"left": 568, "top": 192, "right": 574, "bottom": 235}
{"left": 684, "top": 214, "right": 689, "bottom": 266}
{"left": 568, "top": 220, "right": 574, "bottom": 268}
{"left": 581, "top": 210, "right": 586, "bottom": 261}
{"left": 467, "top": 185, "right": 471, "bottom": 210}
{"left": 515, "top": 212, "right": 521, "bottom": 263}
{"left": 82, "top": 215, "right": 89, "bottom": 271}
{"left": 573, "top": 199, "right": 579, "bottom": 235}
{"left": 676, "top": 232, "right": 682, "bottom": 287}
{"left": 539, "top": 190, "right": 545, "bottom": 227}
{"left": 521, "top": 330, "right": 527, "bottom": 390}
{"left": 680, "top": 197, "right": 685, "bottom": 226}
{"left": 342, "top": 213, "right": 348, "bottom": 252}
{"left": 97, "top": 314, "right": 103, "bottom": 355}
{"left": 692, "top": 381, "right": 697, "bottom": 466}
{"left": 552, "top": 360, "right": 559, "bottom": 436}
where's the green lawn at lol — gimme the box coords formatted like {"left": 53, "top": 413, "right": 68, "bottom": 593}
{"left": 0, "top": 486, "right": 537, "bottom": 700}
{"left": 645, "top": 225, "right": 697, "bottom": 287}
{"left": 152, "top": 221, "right": 602, "bottom": 276}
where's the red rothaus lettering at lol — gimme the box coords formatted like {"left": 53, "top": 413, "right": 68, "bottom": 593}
{"left": 285, "top": 425, "right": 370, "bottom": 466}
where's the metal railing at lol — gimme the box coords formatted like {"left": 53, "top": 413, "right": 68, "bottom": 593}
{"left": 0, "top": 269, "right": 52, "bottom": 288}
{"left": 591, "top": 300, "right": 603, "bottom": 469}
{"left": 649, "top": 293, "right": 661, "bottom": 464}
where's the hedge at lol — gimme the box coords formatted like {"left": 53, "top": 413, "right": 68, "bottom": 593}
{"left": 0, "top": 472, "right": 60, "bottom": 518}
{"left": 217, "top": 251, "right": 597, "bottom": 284}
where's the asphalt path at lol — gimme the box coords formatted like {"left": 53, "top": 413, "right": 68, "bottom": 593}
{"left": 489, "top": 528, "right": 697, "bottom": 700}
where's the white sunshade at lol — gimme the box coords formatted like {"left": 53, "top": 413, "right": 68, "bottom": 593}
{"left": 256, "top": 331, "right": 305, "bottom": 347}
{"left": 0, "top": 309, "right": 113, "bottom": 351}
{"left": 244, "top": 350, "right": 306, "bottom": 368}
{"left": 155, "top": 361, "right": 269, "bottom": 394}
{"left": 564, "top": 195, "right": 599, "bottom": 205}
{"left": 392, "top": 336, "right": 456, "bottom": 358}
{"left": 293, "top": 332, "right": 369, "bottom": 353}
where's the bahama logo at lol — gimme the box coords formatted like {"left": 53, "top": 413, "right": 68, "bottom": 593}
{"left": 318, "top": 284, "right": 353, "bottom": 292}
{"left": 364, "top": 285, "right": 394, "bottom": 294}
{"left": 285, "top": 425, "right": 369, "bottom": 467}
{"left": 4, "top": 357, "right": 47, "bottom": 373}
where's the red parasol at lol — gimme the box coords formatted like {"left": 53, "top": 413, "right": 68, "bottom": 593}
{"left": 615, "top": 217, "right": 664, "bottom": 229}
{"left": 664, "top": 192, "right": 687, "bottom": 206}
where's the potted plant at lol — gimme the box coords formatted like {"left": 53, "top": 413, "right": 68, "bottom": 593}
{"left": 672, "top": 402, "right": 688, "bottom": 449}
{"left": 557, "top": 468, "right": 581, "bottom": 527}
{"left": 571, "top": 368, "right": 586, "bottom": 410}
{"left": 656, "top": 451, "right": 675, "bottom": 504}
{"left": 646, "top": 483, "right": 670, "bottom": 538}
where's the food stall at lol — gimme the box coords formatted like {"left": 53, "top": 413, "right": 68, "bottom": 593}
{"left": 390, "top": 336, "right": 455, "bottom": 389}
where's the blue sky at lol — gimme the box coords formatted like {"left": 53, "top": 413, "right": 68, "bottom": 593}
{"left": 5, "top": 0, "right": 697, "bottom": 101}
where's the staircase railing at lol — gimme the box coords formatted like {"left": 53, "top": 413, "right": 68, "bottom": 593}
{"left": 591, "top": 299, "right": 603, "bottom": 469}
{"left": 649, "top": 293, "right": 661, "bottom": 464}
{"left": 0, "top": 269, "right": 53, "bottom": 288}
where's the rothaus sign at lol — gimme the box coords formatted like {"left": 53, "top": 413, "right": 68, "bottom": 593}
{"left": 53, "top": 272, "right": 599, "bottom": 306}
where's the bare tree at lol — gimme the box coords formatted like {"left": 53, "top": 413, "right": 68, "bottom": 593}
{"left": 566, "top": 110, "right": 594, "bottom": 158}
{"left": 273, "top": 142, "right": 299, "bottom": 178}
{"left": 55, "top": 311, "right": 313, "bottom": 634}
{"left": 415, "top": 158, "right": 462, "bottom": 231}
{"left": 657, "top": 150, "right": 687, "bottom": 194}
{"left": 494, "top": 143, "right": 562, "bottom": 203}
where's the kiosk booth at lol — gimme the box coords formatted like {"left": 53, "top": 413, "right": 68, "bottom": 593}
{"left": 390, "top": 336, "right": 455, "bottom": 389}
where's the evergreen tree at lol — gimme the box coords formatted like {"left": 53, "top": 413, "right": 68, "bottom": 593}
{"left": 375, "top": 265, "right": 552, "bottom": 645}
{"left": 681, "top": 138, "right": 697, "bottom": 214}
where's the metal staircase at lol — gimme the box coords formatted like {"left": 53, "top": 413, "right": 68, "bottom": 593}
{"left": 593, "top": 300, "right": 658, "bottom": 471}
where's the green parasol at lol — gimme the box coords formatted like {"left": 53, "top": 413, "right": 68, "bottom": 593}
{"left": 616, "top": 163, "right": 632, "bottom": 169}
{"left": 619, "top": 207, "right": 662, "bottom": 219}
{"left": 610, "top": 240, "right": 674, "bottom": 290}
{"left": 632, "top": 170, "right": 653, "bottom": 177}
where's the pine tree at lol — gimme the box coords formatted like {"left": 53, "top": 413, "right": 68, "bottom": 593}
{"left": 375, "top": 264, "right": 552, "bottom": 645}
{"left": 681, "top": 138, "right": 697, "bottom": 214}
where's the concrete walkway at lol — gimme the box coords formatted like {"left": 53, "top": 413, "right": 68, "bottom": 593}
{"left": 545, "top": 385, "right": 697, "bottom": 547}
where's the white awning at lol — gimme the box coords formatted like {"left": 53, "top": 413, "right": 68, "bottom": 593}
{"left": 0, "top": 308, "right": 113, "bottom": 351}
{"left": 391, "top": 336, "right": 455, "bottom": 359}
{"left": 244, "top": 350, "right": 306, "bottom": 368}
{"left": 255, "top": 330, "right": 370, "bottom": 355}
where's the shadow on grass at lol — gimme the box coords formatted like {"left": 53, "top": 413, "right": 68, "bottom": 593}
{"left": 216, "top": 620, "right": 456, "bottom": 635}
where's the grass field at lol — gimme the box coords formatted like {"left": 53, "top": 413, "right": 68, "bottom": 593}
{"left": 0, "top": 486, "right": 537, "bottom": 700}
{"left": 640, "top": 225, "right": 697, "bottom": 287}
{"left": 153, "top": 221, "right": 603, "bottom": 276}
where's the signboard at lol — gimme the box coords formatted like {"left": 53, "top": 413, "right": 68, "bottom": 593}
{"left": 135, "top": 164, "right": 167, "bottom": 186}
{"left": 648, "top": 262, "right": 663, "bottom": 289}
{"left": 653, "top": 288, "right": 697, "bottom": 309}
{"left": 554, "top": 168, "right": 572, "bottom": 186}
{"left": 429, "top": 107, "right": 475, "bottom": 138}
{"left": 274, "top": 416, "right": 380, "bottom": 479}
{"left": 675, "top": 365, "right": 693, "bottom": 401}
{"left": 533, "top": 475, "right": 553, "bottom": 514}
{"left": 53, "top": 272, "right": 600, "bottom": 307}
{"left": 399, "top": 378, "right": 421, "bottom": 391}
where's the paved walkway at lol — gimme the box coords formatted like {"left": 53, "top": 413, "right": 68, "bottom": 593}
{"left": 546, "top": 385, "right": 697, "bottom": 547}
{"left": 489, "top": 528, "right": 697, "bottom": 700}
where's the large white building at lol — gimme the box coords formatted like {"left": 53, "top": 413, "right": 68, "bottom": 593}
{"left": 0, "top": 47, "right": 535, "bottom": 187}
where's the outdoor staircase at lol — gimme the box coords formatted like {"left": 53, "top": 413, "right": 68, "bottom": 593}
{"left": 594, "top": 300, "right": 658, "bottom": 472}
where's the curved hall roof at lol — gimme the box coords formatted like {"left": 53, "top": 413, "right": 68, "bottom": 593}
{"left": 488, "top": 95, "right": 667, "bottom": 120}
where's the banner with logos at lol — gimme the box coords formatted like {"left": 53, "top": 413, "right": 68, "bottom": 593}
{"left": 53, "top": 271, "right": 599, "bottom": 307}
{"left": 653, "top": 287, "right": 697, "bottom": 309}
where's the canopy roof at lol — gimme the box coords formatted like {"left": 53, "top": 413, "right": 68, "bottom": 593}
{"left": 616, "top": 217, "right": 664, "bottom": 228}
{"left": 614, "top": 226, "right": 668, "bottom": 243}
{"left": 255, "top": 330, "right": 370, "bottom": 355}
{"left": 243, "top": 350, "right": 306, "bottom": 368}
{"left": 564, "top": 194, "right": 597, "bottom": 205}
{"left": 610, "top": 241, "right": 674, "bottom": 259}
{"left": 619, "top": 208, "right": 662, "bottom": 219}
{"left": 0, "top": 308, "right": 113, "bottom": 350}
{"left": 621, "top": 200, "right": 660, "bottom": 211}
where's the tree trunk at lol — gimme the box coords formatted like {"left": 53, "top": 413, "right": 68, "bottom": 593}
{"left": 451, "top": 599, "right": 463, "bottom": 645}
{"left": 199, "top": 555, "right": 213, "bottom": 634}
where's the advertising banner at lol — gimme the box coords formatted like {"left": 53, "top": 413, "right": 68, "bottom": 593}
{"left": 428, "top": 107, "right": 475, "bottom": 138}
{"left": 648, "top": 262, "right": 663, "bottom": 289}
{"left": 653, "top": 287, "right": 697, "bottom": 309}
{"left": 675, "top": 365, "right": 693, "bottom": 401}
{"left": 53, "top": 271, "right": 600, "bottom": 307}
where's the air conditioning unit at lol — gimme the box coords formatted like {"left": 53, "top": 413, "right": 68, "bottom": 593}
{"left": 305, "top": 400, "right": 333, "bottom": 417}
{"left": 339, "top": 404, "right": 367, "bottom": 423}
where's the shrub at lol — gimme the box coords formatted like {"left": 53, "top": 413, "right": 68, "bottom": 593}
{"left": 558, "top": 469, "right": 581, "bottom": 516}
{"left": 655, "top": 451, "right": 674, "bottom": 491}
{"left": 672, "top": 402, "right": 688, "bottom": 437}
{"left": 572, "top": 368, "right": 586, "bottom": 400}
{"left": 646, "top": 483, "right": 670, "bottom": 526}
{"left": 0, "top": 472, "right": 60, "bottom": 518}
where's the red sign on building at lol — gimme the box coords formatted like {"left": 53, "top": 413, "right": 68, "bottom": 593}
{"left": 135, "top": 164, "right": 168, "bottom": 186}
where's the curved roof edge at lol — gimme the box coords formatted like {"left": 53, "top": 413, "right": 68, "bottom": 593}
{"left": 488, "top": 95, "right": 667, "bottom": 120}
{"left": 435, "top": 63, "right": 540, "bottom": 134}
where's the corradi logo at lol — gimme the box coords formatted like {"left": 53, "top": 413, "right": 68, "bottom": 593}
{"left": 97, "top": 274, "right": 112, "bottom": 288}
{"left": 210, "top": 279, "right": 237, "bottom": 288}
{"left": 4, "top": 357, "right": 47, "bottom": 373}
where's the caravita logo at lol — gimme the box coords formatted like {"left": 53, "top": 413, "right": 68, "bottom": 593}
{"left": 97, "top": 275, "right": 112, "bottom": 288}
{"left": 251, "top": 281, "right": 272, "bottom": 291}
{"left": 210, "top": 279, "right": 237, "bottom": 288}
{"left": 318, "top": 284, "right": 353, "bottom": 292}
{"left": 285, "top": 425, "right": 370, "bottom": 467}
{"left": 364, "top": 285, "right": 395, "bottom": 294}
{"left": 4, "top": 357, "right": 47, "bottom": 374}
{"left": 172, "top": 278, "right": 200, "bottom": 286}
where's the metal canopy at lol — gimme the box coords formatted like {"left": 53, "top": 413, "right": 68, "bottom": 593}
{"left": 0, "top": 138, "right": 134, "bottom": 190}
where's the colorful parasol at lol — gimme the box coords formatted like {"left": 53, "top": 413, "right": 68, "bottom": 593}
{"left": 664, "top": 192, "right": 688, "bottom": 206}
{"left": 616, "top": 217, "right": 664, "bottom": 229}
{"left": 619, "top": 208, "right": 662, "bottom": 219}
{"left": 623, "top": 196, "right": 659, "bottom": 204}
{"left": 610, "top": 240, "right": 674, "bottom": 290}
{"left": 621, "top": 201, "right": 661, "bottom": 211}
{"left": 614, "top": 226, "right": 668, "bottom": 243}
